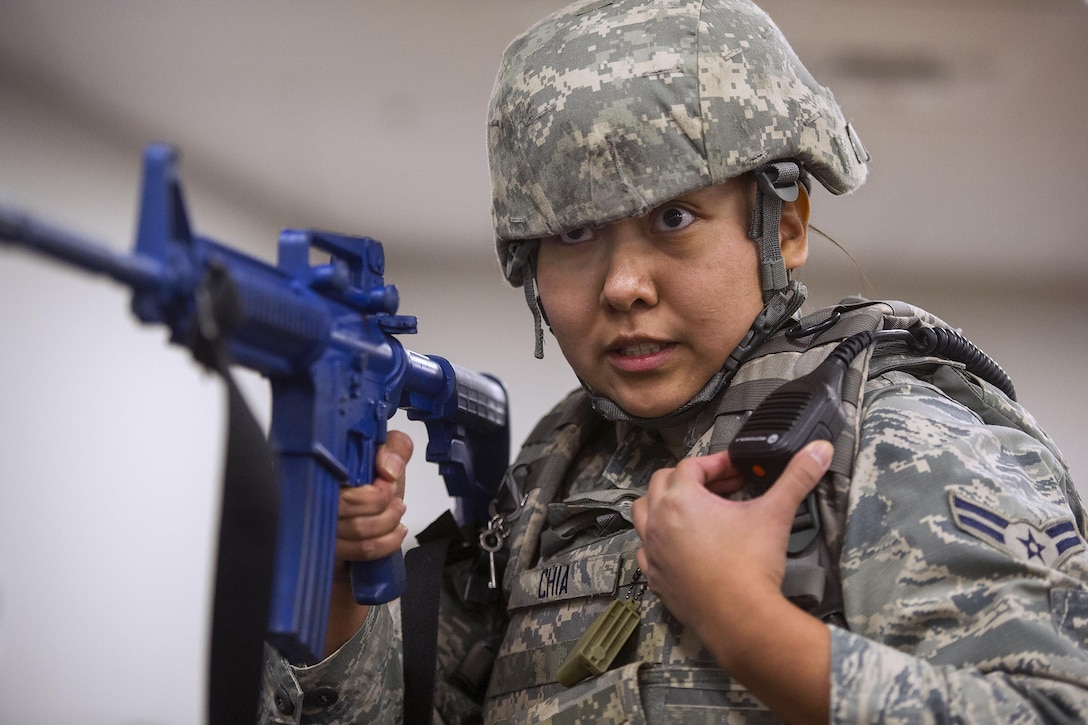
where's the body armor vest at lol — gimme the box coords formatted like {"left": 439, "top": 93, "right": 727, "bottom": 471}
{"left": 478, "top": 299, "right": 1059, "bottom": 724}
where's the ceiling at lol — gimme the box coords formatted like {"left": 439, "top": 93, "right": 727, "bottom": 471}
{"left": 1, "top": 0, "right": 1086, "bottom": 282}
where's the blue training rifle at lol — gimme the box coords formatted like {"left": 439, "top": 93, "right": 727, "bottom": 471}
{"left": 0, "top": 143, "right": 509, "bottom": 675}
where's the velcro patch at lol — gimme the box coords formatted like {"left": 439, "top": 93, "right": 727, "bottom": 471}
{"left": 949, "top": 491, "right": 1085, "bottom": 569}
{"left": 508, "top": 554, "right": 620, "bottom": 610}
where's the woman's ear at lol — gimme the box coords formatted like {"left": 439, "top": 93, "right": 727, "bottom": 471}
{"left": 781, "top": 183, "right": 810, "bottom": 270}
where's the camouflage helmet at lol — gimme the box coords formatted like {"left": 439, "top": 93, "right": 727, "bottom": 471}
{"left": 489, "top": 0, "right": 870, "bottom": 286}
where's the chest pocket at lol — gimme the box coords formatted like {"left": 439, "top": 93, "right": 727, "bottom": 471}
{"left": 487, "top": 533, "right": 645, "bottom": 705}
{"left": 489, "top": 546, "right": 780, "bottom": 725}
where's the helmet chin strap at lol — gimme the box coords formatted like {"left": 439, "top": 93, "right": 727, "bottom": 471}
{"left": 506, "top": 239, "right": 547, "bottom": 359}
{"left": 750, "top": 161, "right": 803, "bottom": 303}
{"left": 524, "top": 161, "right": 808, "bottom": 425}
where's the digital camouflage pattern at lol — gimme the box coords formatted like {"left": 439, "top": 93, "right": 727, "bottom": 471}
{"left": 488, "top": 0, "right": 870, "bottom": 286}
{"left": 481, "top": 422, "right": 786, "bottom": 724}
{"left": 831, "top": 369, "right": 1088, "bottom": 722}
{"left": 257, "top": 598, "right": 402, "bottom": 724}
{"left": 257, "top": 301, "right": 1088, "bottom": 723}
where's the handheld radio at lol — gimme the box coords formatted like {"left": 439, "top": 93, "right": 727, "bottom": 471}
{"left": 728, "top": 326, "right": 1015, "bottom": 495}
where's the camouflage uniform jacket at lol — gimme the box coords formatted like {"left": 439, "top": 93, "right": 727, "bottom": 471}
{"left": 259, "top": 300, "right": 1088, "bottom": 723}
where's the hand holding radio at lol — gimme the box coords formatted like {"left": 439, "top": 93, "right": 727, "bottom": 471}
{"left": 631, "top": 440, "right": 833, "bottom": 633}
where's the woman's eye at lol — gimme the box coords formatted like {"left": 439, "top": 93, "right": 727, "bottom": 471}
{"left": 559, "top": 227, "right": 597, "bottom": 244}
{"left": 652, "top": 206, "right": 695, "bottom": 232}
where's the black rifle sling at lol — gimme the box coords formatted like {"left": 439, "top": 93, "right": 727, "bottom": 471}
{"left": 402, "top": 510, "right": 462, "bottom": 725}
{"left": 198, "top": 268, "right": 281, "bottom": 725}
{"left": 208, "top": 372, "right": 280, "bottom": 725}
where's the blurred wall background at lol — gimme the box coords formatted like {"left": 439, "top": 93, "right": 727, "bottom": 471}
{"left": 0, "top": 1, "right": 1085, "bottom": 722}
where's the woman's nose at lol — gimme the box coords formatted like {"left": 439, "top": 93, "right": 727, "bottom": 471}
{"left": 600, "top": 230, "right": 658, "bottom": 312}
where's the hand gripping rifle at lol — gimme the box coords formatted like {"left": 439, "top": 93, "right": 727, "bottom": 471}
{"left": 0, "top": 143, "right": 509, "bottom": 718}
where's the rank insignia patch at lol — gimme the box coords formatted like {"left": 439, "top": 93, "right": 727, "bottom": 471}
{"left": 949, "top": 491, "right": 1086, "bottom": 569}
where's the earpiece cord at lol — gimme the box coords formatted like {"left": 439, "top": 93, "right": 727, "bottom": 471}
{"left": 825, "top": 329, "right": 1016, "bottom": 401}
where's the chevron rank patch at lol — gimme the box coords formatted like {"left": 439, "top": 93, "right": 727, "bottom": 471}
{"left": 949, "top": 491, "right": 1086, "bottom": 569}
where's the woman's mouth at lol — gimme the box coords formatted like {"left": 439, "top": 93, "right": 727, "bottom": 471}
{"left": 617, "top": 341, "right": 667, "bottom": 357}
{"left": 608, "top": 340, "right": 676, "bottom": 372}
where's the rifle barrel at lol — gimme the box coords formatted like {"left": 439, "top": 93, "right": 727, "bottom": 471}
{"left": 0, "top": 206, "right": 165, "bottom": 290}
